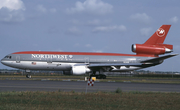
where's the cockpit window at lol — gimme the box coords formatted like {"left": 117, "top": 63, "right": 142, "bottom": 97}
{"left": 4, "top": 56, "right": 11, "bottom": 59}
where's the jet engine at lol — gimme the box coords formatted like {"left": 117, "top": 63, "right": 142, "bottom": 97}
{"left": 132, "top": 44, "right": 173, "bottom": 56}
{"left": 63, "top": 65, "right": 91, "bottom": 75}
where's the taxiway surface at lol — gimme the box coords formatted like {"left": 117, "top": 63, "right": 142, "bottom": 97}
{"left": 0, "top": 80, "right": 180, "bottom": 92}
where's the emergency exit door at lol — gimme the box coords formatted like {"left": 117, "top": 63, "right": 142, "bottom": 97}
{"left": 16, "top": 56, "right": 20, "bottom": 63}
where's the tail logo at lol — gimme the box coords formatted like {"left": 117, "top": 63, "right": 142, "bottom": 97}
{"left": 156, "top": 28, "right": 165, "bottom": 37}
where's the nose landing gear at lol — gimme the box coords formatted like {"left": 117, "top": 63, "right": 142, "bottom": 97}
{"left": 25, "top": 70, "right": 31, "bottom": 78}
{"left": 26, "top": 74, "right": 31, "bottom": 78}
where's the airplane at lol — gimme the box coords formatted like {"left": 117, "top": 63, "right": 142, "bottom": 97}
{"left": 1, "top": 25, "right": 178, "bottom": 79}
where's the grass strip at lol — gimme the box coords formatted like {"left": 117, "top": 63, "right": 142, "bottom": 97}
{"left": 0, "top": 90, "right": 180, "bottom": 110}
{"left": 1, "top": 75, "right": 180, "bottom": 84}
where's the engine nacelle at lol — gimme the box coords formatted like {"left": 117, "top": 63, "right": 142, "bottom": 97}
{"left": 63, "top": 66, "right": 91, "bottom": 75}
{"left": 132, "top": 44, "right": 173, "bottom": 55}
{"left": 72, "top": 66, "right": 91, "bottom": 75}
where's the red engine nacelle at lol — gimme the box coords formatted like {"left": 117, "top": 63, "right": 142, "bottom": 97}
{"left": 132, "top": 44, "right": 173, "bottom": 56}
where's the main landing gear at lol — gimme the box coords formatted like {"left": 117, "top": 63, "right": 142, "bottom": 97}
{"left": 90, "top": 71, "right": 106, "bottom": 79}
{"left": 90, "top": 74, "right": 106, "bottom": 79}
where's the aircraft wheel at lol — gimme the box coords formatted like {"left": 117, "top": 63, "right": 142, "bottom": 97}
{"left": 102, "top": 75, "right": 106, "bottom": 79}
{"left": 90, "top": 75, "right": 93, "bottom": 79}
{"left": 26, "top": 74, "right": 31, "bottom": 78}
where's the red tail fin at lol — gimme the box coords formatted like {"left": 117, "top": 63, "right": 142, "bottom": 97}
{"left": 144, "top": 25, "right": 171, "bottom": 45}
{"left": 132, "top": 25, "right": 173, "bottom": 57}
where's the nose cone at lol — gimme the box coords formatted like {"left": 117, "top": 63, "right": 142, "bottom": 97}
{"left": 1, "top": 59, "right": 11, "bottom": 66}
{"left": 1, "top": 59, "right": 7, "bottom": 65}
{"left": 1, "top": 55, "right": 14, "bottom": 67}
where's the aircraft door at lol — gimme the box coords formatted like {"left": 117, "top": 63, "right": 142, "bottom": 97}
{"left": 85, "top": 57, "right": 89, "bottom": 64}
{"left": 47, "top": 58, "right": 52, "bottom": 63}
{"left": 16, "top": 56, "right": 20, "bottom": 63}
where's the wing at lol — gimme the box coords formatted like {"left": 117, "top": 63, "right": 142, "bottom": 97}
{"left": 88, "top": 63, "right": 142, "bottom": 68}
{"left": 87, "top": 62, "right": 142, "bottom": 72}
{"left": 86, "top": 54, "right": 178, "bottom": 72}
{"left": 88, "top": 54, "right": 178, "bottom": 68}
{"left": 141, "top": 54, "right": 178, "bottom": 63}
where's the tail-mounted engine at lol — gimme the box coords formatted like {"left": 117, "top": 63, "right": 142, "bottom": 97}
{"left": 132, "top": 44, "right": 173, "bottom": 56}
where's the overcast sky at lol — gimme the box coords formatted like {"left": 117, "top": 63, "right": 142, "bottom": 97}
{"left": 0, "top": 0, "right": 179, "bottom": 71}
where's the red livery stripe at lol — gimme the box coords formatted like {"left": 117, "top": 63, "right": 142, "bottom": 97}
{"left": 12, "top": 51, "right": 154, "bottom": 57}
